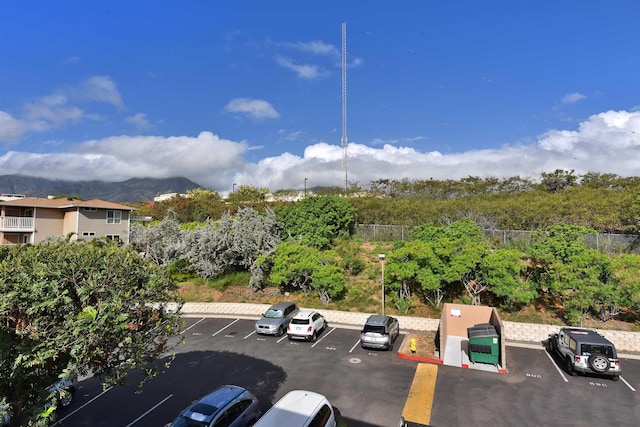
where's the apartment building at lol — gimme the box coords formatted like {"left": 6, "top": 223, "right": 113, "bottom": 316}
{"left": 0, "top": 196, "right": 134, "bottom": 245}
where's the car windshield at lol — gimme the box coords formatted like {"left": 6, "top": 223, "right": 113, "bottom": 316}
{"left": 264, "top": 309, "right": 283, "bottom": 319}
{"left": 581, "top": 344, "right": 614, "bottom": 358}
{"left": 363, "top": 325, "right": 385, "bottom": 334}
{"left": 291, "top": 318, "right": 310, "bottom": 325}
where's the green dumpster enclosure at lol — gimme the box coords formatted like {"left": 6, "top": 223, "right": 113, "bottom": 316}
{"left": 467, "top": 323, "right": 500, "bottom": 365}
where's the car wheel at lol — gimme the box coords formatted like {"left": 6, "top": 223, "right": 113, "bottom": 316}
{"left": 588, "top": 354, "right": 610, "bottom": 373}
{"left": 277, "top": 326, "right": 284, "bottom": 337}
{"left": 611, "top": 374, "right": 620, "bottom": 381}
{"left": 311, "top": 331, "right": 317, "bottom": 342}
{"left": 546, "top": 338, "right": 554, "bottom": 352}
{"left": 59, "top": 388, "right": 74, "bottom": 407}
{"left": 565, "top": 357, "right": 576, "bottom": 376}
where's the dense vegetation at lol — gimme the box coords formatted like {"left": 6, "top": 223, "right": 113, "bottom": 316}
{"left": 127, "top": 171, "right": 640, "bottom": 329}
{"left": 133, "top": 170, "right": 640, "bottom": 233}
{"left": 0, "top": 240, "right": 182, "bottom": 426}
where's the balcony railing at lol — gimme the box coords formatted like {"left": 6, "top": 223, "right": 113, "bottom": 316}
{"left": 0, "top": 216, "right": 35, "bottom": 231}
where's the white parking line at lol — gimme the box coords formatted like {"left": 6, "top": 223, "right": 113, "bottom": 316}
{"left": 620, "top": 376, "right": 636, "bottom": 392}
{"left": 544, "top": 350, "right": 569, "bottom": 382}
{"left": 51, "top": 387, "right": 113, "bottom": 426}
{"left": 243, "top": 330, "right": 256, "bottom": 339}
{"left": 125, "top": 394, "right": 173, "bottom": 426}
{"left": 311, "top": 327, "right": 335, "bottom": 348}
{"left": 349, "top": 339, "right": 361, "bottom": 353}
{"left": 277, "top": 334, "right": 288, "bottom": 343}
{"left": 212, "top": 319, "right": 239, "bottom": 336}
{"left": 180, "top": 317, "right": 205, "bottom": 334}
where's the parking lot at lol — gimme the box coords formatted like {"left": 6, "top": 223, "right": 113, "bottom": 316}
{"left": 54, "top": 317, "right": 639, "bottom": 426}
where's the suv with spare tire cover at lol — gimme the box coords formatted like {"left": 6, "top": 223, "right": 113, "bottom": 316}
{"left": 547, "top": 327, "right": 621, "bottom": 381}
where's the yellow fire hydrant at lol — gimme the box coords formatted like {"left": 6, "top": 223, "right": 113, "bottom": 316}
{"left": 410, "top": 337, "right": 417, "bottom": 354}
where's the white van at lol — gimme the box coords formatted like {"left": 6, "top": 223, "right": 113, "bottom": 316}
{"left": 253, "top": 390, "right": 336, "bottom": 427}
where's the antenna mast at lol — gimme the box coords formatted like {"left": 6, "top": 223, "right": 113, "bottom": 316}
{"left": 341, "top": 22, "right": 348, "bottom": 192}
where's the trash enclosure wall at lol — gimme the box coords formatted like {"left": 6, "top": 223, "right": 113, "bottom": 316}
{"left": 438, "top": 303, "right": 506, "bottom": 371}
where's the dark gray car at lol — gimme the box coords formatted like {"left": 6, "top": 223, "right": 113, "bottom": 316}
{"left": 167, "top": 385, "right": 260, "bottom": 427}
{"left": 254, "top": 301, "right": 299, "bottom": 336}
{"left": 360, "top": 315, "right": 400, "bottom": 350}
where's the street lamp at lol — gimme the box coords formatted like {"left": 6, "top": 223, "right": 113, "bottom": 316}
{"left": 379, "top": 254, "right": 386, "bottom": 316}
{"left": 304, "top": 177, "right": 308, "bottom": 196}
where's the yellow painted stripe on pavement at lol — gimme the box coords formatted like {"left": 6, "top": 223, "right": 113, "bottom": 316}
{"left": 402, "top": 363, "right": 438, "bottom": 425}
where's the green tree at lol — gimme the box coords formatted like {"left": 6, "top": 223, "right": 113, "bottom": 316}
{"left": 276, "top": 196, "right": 355, "bottom": 249}
{"left": 412, "top": 219, "right": 489, "bottom": 305}
{"left": 539, "top": 169, "right": 578, "bottom": 193}
{"left": 0, "top": 241, "right": 182, "bottom": 426}
{"left": 228, "top": 185, "right": 270, "bottom": 203}
{"left": 526, "top": 223, "right": 615, "bottom": 324}
{"left": 608, "top": 253, "right": 640, "bottom": 320}
{"left": 265, "top": 242, "right": 345, "bottom": 304}
{"left": 481, "top": 249, "right": 536, "bottom": 310}
{"left": 385, "top": 240, "right": 443, "bottom": 309}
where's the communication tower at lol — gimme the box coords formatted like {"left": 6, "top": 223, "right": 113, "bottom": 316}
{"left": 341, "top": 22, "right": 348, "bottom": 192}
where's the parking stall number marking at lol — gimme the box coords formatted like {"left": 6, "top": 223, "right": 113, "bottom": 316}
{"left": 589, "top": 382, "right": 608, "bottom": 388}
{"left": 525, "top": 373, "right": 542, "bottom": 379}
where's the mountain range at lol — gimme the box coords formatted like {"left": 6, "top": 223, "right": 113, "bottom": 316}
{"left": 0, "top": 175, "right": 202, "bottom": 203}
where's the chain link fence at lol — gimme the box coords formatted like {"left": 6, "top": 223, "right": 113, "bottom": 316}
{"left": 355, "top": 224, "right": 640, "bottom": 254}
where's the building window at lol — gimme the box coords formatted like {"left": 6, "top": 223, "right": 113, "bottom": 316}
{"left": 83, "top": 207, "right": 97, "bottom": 212}
{"left": 106, "top": 234, "right": 120, "bottom": 241}
{"left": 106, "top": 210, "right": 122, "bottom": 224}
{"left": 82, "top": 231, "right": 96, "bottom": 237}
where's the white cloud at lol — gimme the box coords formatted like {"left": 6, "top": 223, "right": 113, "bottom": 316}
{"left": 77, "top": 76, "right": 124, "bottom": 108}
{"left": 286, "top": 40, "right": 339, "bottom": 57}
{"left": 125, "top": 113, "right": 152, "bottom": 132}
{"left": 561, "top": 92, "right": 587, "bottom": 104}
{"left": 0, "top": 76, "right": 124, "bottom": 142}
{"left": 1, "top": 110, "right": 638, "bottom": 196}
{"left": 224, "top": 98, "right": 280, "bottom": 120}
{"left": 0, "top": 131, "right": 248, "bottom": 186}
{"left": 231, "top": 110, "right": 640, "bottom": 191}
{"left": 0, "top": 111, "right": 48, "bottom": 142}
{"left": 23, "top": 93, "right": 85, "bottom": 126}
{"left": 275, "top": 56, "right": 329, "bottom": 80}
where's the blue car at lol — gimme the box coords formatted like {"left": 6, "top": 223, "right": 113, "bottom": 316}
{"left": 167, "top": 385, "right": 261, "bottom": 427}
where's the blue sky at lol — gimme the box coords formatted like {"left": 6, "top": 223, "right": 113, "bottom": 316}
{"left": 1, "top": 1, "right": 639, "bottom": 194}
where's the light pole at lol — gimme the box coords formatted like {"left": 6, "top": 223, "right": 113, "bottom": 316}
{"left": 378, "top": 254, "right": 386, "bottom": 316}
{"left": 304, "top": 177, "right": 308, "bottom": 196}
{"left": 232, "top": 183, "right": 236, "bottom": 193}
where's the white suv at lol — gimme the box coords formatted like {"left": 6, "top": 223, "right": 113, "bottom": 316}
{"left": 287, "top": 310, "right": 327, "bottom": 342}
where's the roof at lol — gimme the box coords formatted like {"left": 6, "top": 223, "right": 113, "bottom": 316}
{"left": 562, "top": 328, "right": 613, "bottom": 345}
{"left": 0, "top": 197, "right": 134, "bottom": 211}
{"left": 269, "top": 301, "right": 297, "bottom": 310}
{"left": 294, "top": 310, "right": 316, "bottom": 319}
{"left": 184, "top": 385, "right": 245, "bottom": 422}
{"left": 254, "top": 390, "right": 329, "bottom": 426}
{"left": 365, "top": 315, "right": 391, "bottom": 325}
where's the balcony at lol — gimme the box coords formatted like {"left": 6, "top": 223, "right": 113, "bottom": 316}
{"left": 0, "top": 216, "right": 35, "bottom": 232}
